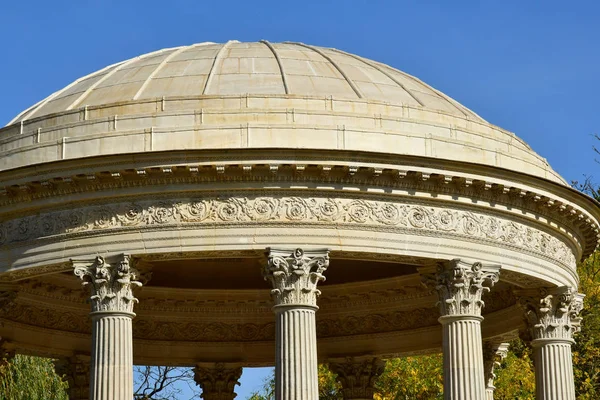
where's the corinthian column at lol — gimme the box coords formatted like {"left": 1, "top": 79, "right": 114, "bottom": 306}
{"left": 54, "top": 354, "right": 91, "bottom": 400}
{"left": 328, "top": 357, "right": 385, "bottom": 400}
{"left": 519, "top": 287, "right": 584, "bottom": 400}
{"left": 431, "top": 259, "right": 500, "bottom": 400}
{"left": 483, "top": 342, "right": 509, "bottom": 400}
{"left": 73, "top": 254, "right": 142, "bottom": 400}
{"left": 263, "top": 248, "right": 329, "bottom": 400}
{"left": 193, "top": 363, "right": 243, "bottom": 400}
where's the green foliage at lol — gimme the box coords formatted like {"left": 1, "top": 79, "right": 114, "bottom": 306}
{"left": 494, "top": 340, "right": 535, "bottom": 399}
{"left": 573, "top": 251, "right": 600, "bottom": 398}
{"left": 247, "top": 366, "right": 341, "bottom": 400}
{"left": 247, "top": 369, "right": 274, "bottom": 400}
{"left": 0, "top": 355, "right": 68, "bottom": 400}
{"left": 374, "top": 355, "right": 443, "bottom": 400}
{"left": 317, "top": 364, "right": 342, "bottom": 400}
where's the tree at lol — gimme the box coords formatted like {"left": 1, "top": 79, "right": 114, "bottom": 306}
{"left": 0, "top": 355, "right": 200, "bottom": 400}
{"left": 134, "top": 366, "right": 199, "bottom": 400}
{"left": 247, "top": 366, "right": 341, "bottom": 400}
{"left": 571, "top": 145, "right": 600, "bottom": 398}
{"left": 374, "top": 354, "right": 443, "bottom": 400}
{"left": 572, "top": 248, "right": 600, "bottom": 397}
{"left": 0, "top": 354, "right": 68, "bottom": 400}
{"left": 493, "top": 340, "right": 535, "bottom": 399}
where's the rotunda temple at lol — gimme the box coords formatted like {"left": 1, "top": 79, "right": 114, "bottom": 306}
{"left": 0, "top": 40, "right": 597, "bottom": 399}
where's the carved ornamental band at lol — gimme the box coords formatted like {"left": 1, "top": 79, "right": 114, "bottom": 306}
{"left": 263, "top": 248, "right": 329, "bottom": 308}
{"left": 519, "top": 287, "right": 584, "bottom": 342}
{"left": 72, "top": 254, "right": 142, "bottom": 314}
{"left": 434, "top": 260, "right": 501, "bottom": 318}
{"left": 193, "top": 363, "right": 243, "bottom": 400}
{"left": 328, "top": 357, "right": 386, "bottom": 400}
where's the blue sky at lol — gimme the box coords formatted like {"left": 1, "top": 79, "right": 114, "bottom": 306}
{"left": 1, "top": 0, "right": 599, "bottom": 398}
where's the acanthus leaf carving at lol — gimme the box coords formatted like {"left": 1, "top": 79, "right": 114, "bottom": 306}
{"left": 328, "top": 357, "right": 386, "bottom": 399}
{"left": 193, "top": 363, "right": 242, "bottom": 400}
{"left": 483, "top": 342, "right": 509, "bottom": 391}
{"left": 433, "top": 259, "right": 501, "bottom": 318}
{"left": 72, "top": 254, "right": 142, "bottom": 314}
{"left": 263, "top": 248, "right": 329, "bottom": 308}
{"left": 518, "top": 287, "right": 584, "bottom": 342}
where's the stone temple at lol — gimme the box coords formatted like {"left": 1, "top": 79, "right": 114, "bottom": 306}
{"left": 0, "top": 40, "right": 597, "bottom": 399}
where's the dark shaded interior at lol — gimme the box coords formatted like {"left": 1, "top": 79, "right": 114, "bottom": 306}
{"left": 145, "top": 257, "right": 419, "bottom": 290}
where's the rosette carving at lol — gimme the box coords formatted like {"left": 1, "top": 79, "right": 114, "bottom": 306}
{"left": 433, "top": 259, "right": 501, "bottom": 318}
{"left": 263, "top": 248, "right": 329, "bottom": 308}
{"left": 72, "top": 254, "right": 142, "bottom": 314}
{"left": 193, "top": 363, "right": 242, "bottom": 400}
{"left": 518, "top": 287, "right": 584, "bottom": 342}
{"left": 0, "top": 196, "right": 577, "bottom": 268}
{"left": 328, "top": 357, "right": 385, "bottom": 399}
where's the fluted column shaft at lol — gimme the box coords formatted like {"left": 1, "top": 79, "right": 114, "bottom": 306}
{"left": 518, "top": 287, "right": 584, "bottom": 400}
{"left": 73, "top": 254, "right": 143, "bottom": 400}
{"left": 275, "top": 306, "right": 319, "bottom": 400}
{"left": 264, "top": 248, "right": 329, "bottom": 400}
{"left": 485, "top": 388, "right": 493, "bottom": 400}
{"left": 424, "top": 259, "right": 500, "bottom": 400}
{"left": 89, "top": 312, "right": 134, "bottom": 400}
{"left": 532, "top": 339, "right": 575, "bottom": 400}
{"left": 441, "top": 316, "right": 486, "bottom": 399}
{"left": 482, "top": 342, "right": 509, "bottom": 400}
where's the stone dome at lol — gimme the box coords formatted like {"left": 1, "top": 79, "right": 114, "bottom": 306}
{"left": 0, "top": 40, "right": 599, "bottom": 380}
{"left": 1, "top": 40, "right": 564, "bottom": 184}
{"left": 10, "top": 41, "right": 482, "bottom": 123}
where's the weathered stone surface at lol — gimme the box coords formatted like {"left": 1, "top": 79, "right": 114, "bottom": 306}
{"left": 194, "top": 363, "right": 242, "bottom": 400}
{"left": 519, "top": 287, "right": 584, "bottom": 400}
{"left": 483, "top": 342, "right": 509, "bottom": 400}
{"left": 264, "top": 248, "right": 329, "bottom": 308}
{"left": 73, "top": 254, "right": 143, "bottom": 400}
{"left": 329, "top": 357, "right": 385, "bottom": 400}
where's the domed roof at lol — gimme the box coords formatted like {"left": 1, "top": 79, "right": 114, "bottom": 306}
{"left": 0, "top": 40, "right": 565, "bottom": 185}
{"left": 9, "top": 41, "right": 483, "bottom": 124}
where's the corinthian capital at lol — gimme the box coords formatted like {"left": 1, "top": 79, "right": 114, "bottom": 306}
{"left": 483, "top": 342, "right": 509, "bottom": 391}
{"left": 53, "top": 355, "right": 90, "bottom": 400}
{"left": 263, "top": 248, "right": 329, "bottom": 308}
{"left": 193, "top": 363, "right": 242, "bottom": 400}
{"left": 434, "top": 259, "right": 501, "bottom": 318}
{"left": 72, "top": 254, "right": 142, "bottom": 314}
{"left": 518, "top": 287, "right": 584, "bottom": 342}
{"left": 328, "top": 357, "right": 385, "bottom": 399}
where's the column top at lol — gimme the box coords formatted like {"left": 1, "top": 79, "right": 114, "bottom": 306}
{"left": 518, "top": 286, "right": 584, "bottom": 342}
{"left": 263, "top": 248, "right": 330, "bottom": 308}
{"left": 426, "top": 259, "right": 501, "bottom": 318}
{"left": 72, "top": 254, "right": 142, "bottom": 314}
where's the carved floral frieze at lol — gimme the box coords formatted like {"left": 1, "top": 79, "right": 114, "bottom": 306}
{"left": 0, "top": 195, "right": 576, "bottom": 268}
